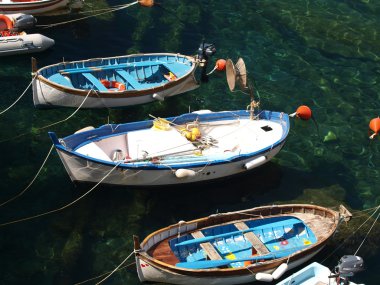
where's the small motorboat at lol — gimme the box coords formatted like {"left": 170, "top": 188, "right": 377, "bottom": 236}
{"left": 0, "top": 0, "right": 69, "bottom": 15}
{"left": 133, "top": 204, "right": 352, "bottom": 285}
{"left": 276, "top": 255, "right": 365, "bottom": 285}
{"left": 0, "top": 13, "right": 54, "bottom": 56}
{"left": 31, "top": 42, "right": 218, "bottom": 108}
{"left": 48, "top": 108, "right": 290, "bottom": 186}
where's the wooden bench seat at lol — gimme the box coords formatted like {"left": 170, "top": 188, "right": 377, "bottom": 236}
{"left": 234, "top": 222, "right": 270, "bottom": 255}
{"left": 82, "top": 72, "right": 108, "bottom": 91}
{"left": 191, "top": 231, "right": 222, "bottom": 260}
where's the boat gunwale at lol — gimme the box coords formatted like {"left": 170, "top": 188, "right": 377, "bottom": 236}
{"left": 33, "top": 53, "right": 197, "bottom": 98}
{"left": 50, "top": 110, "right": 290, "bottom": 170}
{"left": 135, "top": 204, "right": 340, "bottom": 276}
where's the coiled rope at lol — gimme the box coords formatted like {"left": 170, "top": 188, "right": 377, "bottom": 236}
{"left": 36, "top": 1, "right": 139, "bottom": 29}
{"left": 0, "top": 75, "right": 36, "bottom": 115}
{"left": 0, "top": 144, "right": 54, "bottom": 208}
{"left": 0, "top": 162, "right": 121, "bottom": 227}
{"left": 0, "top": 89, "right": 92, "bottom": 143}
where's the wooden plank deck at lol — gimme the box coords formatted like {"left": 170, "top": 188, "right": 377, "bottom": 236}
{"left": 290, "top": 213, "right": 335, "bottom": 240}
{"left": 234, "top": 222, "right": 270, "bottom": 255}
{"left": 191, "top": 231, "right": 223, "bottom": 260}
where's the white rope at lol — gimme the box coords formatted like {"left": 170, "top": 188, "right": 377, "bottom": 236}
{"left": 95, "top": 251, "right": 135, "bottom": 284}
{"left": 354, "top": 206, "right": 380, "bottom": 256}
{"left": 0, "top": 89, "right": 92, "bottom": 143}
{"left": 36, "top": 1, "right": 139, "bottom": 29}
{"left": 73, "top": 260, "right": 136, "bottom": 285}
{"left": 0, "top": 162, "right": 121, "bottom": 227}
{"left": 321, "top": 205, "right": 380, "bottom": 263}
{"left": 0, "top": 144, "right": 54, "bottom": 208}
{"left": 0, "top": 76, "right": 35, "bottom": 115}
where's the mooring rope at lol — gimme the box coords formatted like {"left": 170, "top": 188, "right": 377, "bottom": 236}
{"left": 73, "top": 259, "right": 136, "bottom": 285}
{"left": 0, "top": 76, "right": 35, "bottom": 115}
{"left": 321, "top": 205, "right": 380, "bottom": 263}
{"left": 95, "top": 251, "right": 135, "bottom": 284}
{"left": 36, "top": 1, "right": 139, "bottom": 29}
{"left": 0, "top": 144, "right": 54, "bottom": 208}
{"left": 0, "top": 162, "right": 121, "bottom": 227}
{"left": 354, "top": 206, "right": 380, "bottom": 256}
{"left": 0, "top": 89, "right": 92, "bottom": 143}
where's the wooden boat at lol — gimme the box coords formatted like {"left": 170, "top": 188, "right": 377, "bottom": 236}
{"left": 0, "top": 0, "right": 69, "bottom": 15}
{"left": 49, "top": 108, "right": 289, "bottom": 186}
{"left": 276, "top": 256, "right": 364, "bottom": 285}
{"left": 133, "top": 204, "right": 352, "bottom": 285}
{"left": 32, "top": 43, "right": 217, "bottom": 108}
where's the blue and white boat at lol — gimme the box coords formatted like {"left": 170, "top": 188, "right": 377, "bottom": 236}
{"left": 133, "top": 204, "right": 352, "bottom": 285}
{"left": 49, "top": 109, "right": 289, "bottom": 186}
{"left": 32, "top": 43, "right": 217, "bottom": 108}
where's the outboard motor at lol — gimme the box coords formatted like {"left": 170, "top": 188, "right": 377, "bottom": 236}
{"left": 197, "top": 41, "right": 216, "bottom": 83}
{"left": 11, "top": 14, "right": 37, "bottom": 32}
{"left": 331, "top": 255, "right": 364, "bottom": 285}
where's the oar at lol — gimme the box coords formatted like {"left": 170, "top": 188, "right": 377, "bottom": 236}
{"left": 175, "top": 228, "right": 254, "bottom": 247}
{"left": 175, "top": 245, "right": 308, "bottom": 269}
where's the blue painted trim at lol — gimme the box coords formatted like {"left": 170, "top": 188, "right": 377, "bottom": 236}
{"left": 49, "top": 110, "right": 290, "bottom": 170}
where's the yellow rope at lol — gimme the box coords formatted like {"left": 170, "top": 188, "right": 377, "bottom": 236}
{"left": 0, "top": 75, "right": 36, "bottom": 115}
{"left": 0, "top": 144, "right": 54, "bottom": 208}
{"left": 73, "top": 260, "right": 136, "bottom": 285}
{"left": 0, "top": 89, "right": 92, "bottom": 143}
{"left": 36, "top": 1, "right": 139, "bottom": 29}
{"left": 0, "top": 162, "right": 121, "bottom": 227}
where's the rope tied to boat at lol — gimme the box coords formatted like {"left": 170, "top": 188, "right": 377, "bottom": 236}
{"left": 0, "top": 162, "right": 121, "bottom": 227}
{"left": 321, "top": 205, "right": 380, "bottom": 263}
{"left": 93, "top": 250, "right": 135, "bottom": 284}
{"left": 0, "top": 89, "right": 92, "bottom": 143}
{"left": 0, "top": 144, "right": 54, "bottom": 208}
{"left": 36, "top": 1, "right": 152, "bottom": 29}
{"left": 73, "top": 255, "right": 136, "bottom": 285}
{"left": 0, "top": 75, "right": 36, "bottom": 116}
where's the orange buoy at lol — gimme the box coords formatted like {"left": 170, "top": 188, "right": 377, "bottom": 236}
{"left": 369, "top": 117, "right": 380, "bottom": 139}
{"left": 215, "top": 59, "right": 226, "bottom": 71}
{"left": 139, "top": 0, "right": 154, "bottom": 7}
{"left": 295, "top": 105, "right": 312, "bottom": 120}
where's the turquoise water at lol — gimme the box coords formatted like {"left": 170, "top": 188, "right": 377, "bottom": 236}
{"left": 0, "top": 0, "right": 379, "bottom": 284}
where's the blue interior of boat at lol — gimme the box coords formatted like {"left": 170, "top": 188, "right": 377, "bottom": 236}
{"left": 40, "top": 54, "right": 193, "bottom": 91}
{"left": 169, "top": 216, "right": 317, "bottom": 268}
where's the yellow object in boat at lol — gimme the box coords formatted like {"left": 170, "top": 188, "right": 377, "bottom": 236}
{"left": 225, "top": 252, "right": 236, "bottom": 260}
{"left": 152, "top": 118, "right": 171, "bottom": 131}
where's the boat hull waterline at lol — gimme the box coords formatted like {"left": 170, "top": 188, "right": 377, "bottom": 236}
{"left": 49, "top": 110, "right": 290, "bottom": 186}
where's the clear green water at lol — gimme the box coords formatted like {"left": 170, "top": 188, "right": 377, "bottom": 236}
{"left": 0, "top": 0, "right": 379, "bottom": 284}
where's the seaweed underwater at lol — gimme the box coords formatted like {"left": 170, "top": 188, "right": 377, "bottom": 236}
{"left": 0, "top": 0, "right": 379, "bottom": 284}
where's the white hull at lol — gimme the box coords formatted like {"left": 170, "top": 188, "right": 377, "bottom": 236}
{"left": 135, "top": 248, "right": 323, "bottom": 285}
{"left": 55, "top": 142, "right": 284, "bottom": 186}
{"left": 0, "top": 33, "right": 54, "bottom": 56}
{"left": 32, "top": 72, "right": 199, "bottom": 108}
{"left": 0, "top": 0, "right": 69, "bottom": 14}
